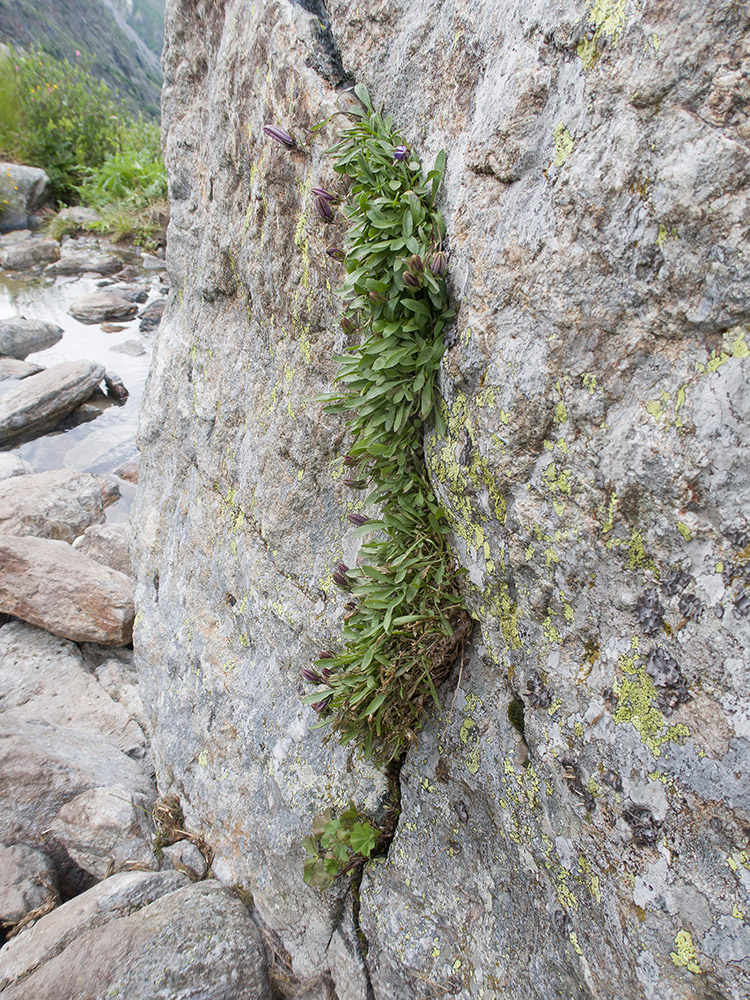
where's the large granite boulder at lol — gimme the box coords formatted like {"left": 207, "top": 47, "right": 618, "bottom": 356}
{"left": 0, "top": 237, "right": 61, "bottom": 271}
{"left": 0, "top": 536, "right": 134, "bottom": 645}
{"left": 0, "top": 317, "right": 63, "bottom": 360}
{"left": 0, "top": 164, "right": 51, "bottom": 232}
{"left": 0, "top": 872, "right": 272, "bottom": 999}
{"left": 0, "top": 844, "right": 59, "bottom": 931}
{"left": 0, "top": 361, "right": 105, "bottom": 443}
{"left": 0, "top": 469, "right": 120, "bottom": 543}
{"left": 131, "top": 2, "right": 750, "bottom": 999}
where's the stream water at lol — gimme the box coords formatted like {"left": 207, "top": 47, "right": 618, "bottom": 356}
{"left": 0, "top": 245, "right": 166, "bottom": 521}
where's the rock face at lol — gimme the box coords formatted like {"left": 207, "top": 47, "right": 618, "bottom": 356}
{"left": 0, "top": 872, "right": 272, "bottom": 1000}
{"left": 0, "top": 469, "right": 120, "bottom": 543}
{"left": 0, "top": 317, "right": 63, "bottom": 360}
{"left": 0, "top": 361, "right": 105, "bottom": 443}
{"left": 0, "top": 536, "right": 134, "bottom": 645}
{"left": 133, "top": 3, "right": 750, "bottom": 1000}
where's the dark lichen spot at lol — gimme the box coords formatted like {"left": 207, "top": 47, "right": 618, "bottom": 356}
{"left": 453, "top": 800, "right": 469, "bottom": 823}
{"left": 646, "top": 647, "right": 690, "bottom": 715}
{"left": 678, "top": 592, "right": 703, "bottom": 622}
{"left": 526, "top": 671, "right": 552, "bottom": 708}
{"left": 733, "top": 592, "right": 750, "bottom": 618}
{"left": 623, "top": 805, "right": 660, "bottom": 846}
{"left": 507, "top": 697, "right": 526, "bottom": 736}
{"left": 726, "top": 527, "right": 749, "bottom": 550}
{"left": 225, "top": 592, "right": 237, "bottom": 607}
{"left": 637, "top": 588, "right": 663, "bottom": 634}
{"left": 602, "top": 769, "right": 623, "bottom": 792}
{"left": 661, "top": 569, "right": 690, "bottom": 597}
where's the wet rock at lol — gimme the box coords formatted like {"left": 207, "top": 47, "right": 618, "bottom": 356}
{"left": 113, "top": 459, "right": 139, "bottom": 484}
{"left": 0, "top": 238, "right": 60, "bottom": 271}
{"left": 0, "top": 873, "right": 272, "bottom": 1000}
{"left": 112, "top": 285, "right": 149, "bottom": 304}
{"left": 0, "top": 469, "right": 120, "bottom": 543}
{"left": 50, "top": 786, "right": 158, "bottom": 879}
{"left": 104, "top": 370, "right": 129, "bottom": 400}
{"left": 0, "top": 844, "right": 59, "bottom": 930}
{"left": 68, "top": 291, "right": 137, "bottom": 324}
{"left": 0, "top": 621, "right": 145, "bottom": 756}
{"left": 161, "top": 840, "right": 208, "bottom": 880}
{"left": 111, "top": 338, "right": 146, "bottom": 356}
{"left": 138, "top": 297, "right": 166, "bottom": 332}
{"left": 0, "top": 358, "right": 44, "bottom": 381}
{"left": 0, "top": 454, "right": 33, "bottom": 481}
{"left": 0, "top": 361, "right": 105, "bottom": 444}
{"left": 72, "top": 523, "right": 131, "bottom": 576}
{"left": 100, "top": 323, "right": 127, "bottom": 333}
{"left": 0, "top": 316, "right": 63, "bottom": 360}
{"left": 48, "top": 250, "right": 123, "bottom": 277}
{"left": 0, "top": 535, "right": 134, "bottom": 645}
{"left": 0, "top": 164, "right": 51, "bottom": 232}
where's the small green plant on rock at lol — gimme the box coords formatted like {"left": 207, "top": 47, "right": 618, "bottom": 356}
{"left": 302, "top": 803, "right": 379, "bottom": 889}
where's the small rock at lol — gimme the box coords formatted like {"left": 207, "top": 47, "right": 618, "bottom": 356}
{"left": 114, "top": 459, "right": 139, "bottom": 484}
{"left": 68, "top": 292, "right": 137, "bottom": 324}
{"left": 138, "top": 298, "right": 166, "bottom": 332}
{"left": 141, "top": 252, "right": 166, "bottom": 270}
{"left": 113, "top": 285, "right": 149, "bottom": 304}
{"left": 111, "top": 338, "right": 146, "bottom": 357}
{"left": 0, "top": 844, "right": 59, "bottom": 929}
{"left": 0, "top": 455, "right": 33, "bottom": 481}
{"left": 48, "top": 252, "right": 123, "bottom": 277}
{"left": 0, "top": 317, "right": 63, "bottom": 360}
{"left": 72, "top": 523, "right": 131, "bottom": 576}
{"left": 104, "top": 371, "right": 129, "bottom": 400}
{"left": 0, "top": 469, "right": 119, "bottom": 543}
{"left": 0, "top": 358, "right": 44, "bottom": 381}
{"left": 100, "top": 323, "right": 126, "bottom": 333}
{"left": 0, "top": 535, "right": 134, "bottom": 645}
{"left": 51, "top": 786, "right": 158, "bottom": 880}
{"left": 92, "top": 654, "right": 147, "bottom": 732}
{"left": 0, "top": 238, "right": 60, "bottom": 271}
{"left": 0, "top": 361, "right": 105, "bottom": 444}
{"left": 161, "top": 840, "right": 208, "bottom": 880}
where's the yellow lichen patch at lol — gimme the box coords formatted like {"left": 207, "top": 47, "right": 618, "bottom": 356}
{"left": 601, "top": 492, "right": 618, "bottom": 534}
{"left": 627, "top": 530, "right": 656, "bottom": 571}
{"left": 670, "top": 930, "right": 702, "bottom": 974}
{"left": 731, "top": 328, "right": 749, "bottom": 359}
{"left": 656, "top": 223, "right": 668, "bottom": 249}
{"left": 614, "top": 663, "right": 689, "bottom": 757}
{"left": 553, "top": 123, "right": 574, "bottom": 167}
{"left": 569, "top": 931, "right": 583, "bottom": 956}
{"left": 676, "top": 521, "right": 692, "bottom": 542}
{"left": 578, "top": 0, "right": 635, "bottom": 68}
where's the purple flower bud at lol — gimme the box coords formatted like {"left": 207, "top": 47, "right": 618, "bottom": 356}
{"left": 393, "top": 146, "right": 408, "bottom": 161}
{"left": 348, "top": 512, "right": 368, "bottom": 527}
{"left": 342, "top": 478, "right": 366, "bottom": 489}
{"left": 318, "top": 650, "right": 336, "bottom": 659}
{"left": 368, "top": 290, "right": 386, "bottom": 304}
{"left": 314, "top": 195, "right": 333, "bottom": 221}
{"left": 429, "top": 251, "right": 447, "bottom": 276}
{"left": 301, "top": 668, "right": 322, "bottom": 684}
{"left": 409, "top": 255, "right": 424, "bottom": 273}
{"left": 321, "top": 667, "right": 332, "bottom": 682}
{"left": 403, "top": 271, "right": 421, "bottom": 288}
{"left": 312, "top": 187, "right": 338, "bottom": 202}
{"left": 326, "top": 247, "right": 346, "bottom": 261}
{"left": 312, "top": 696, "right": 332, "bottom": 713}
{"left": 336, "top": 563, "right": 349, "bottom": 575}
{"left": 343, "top": 454, "right": 358, "bottom": 466}
{"left": 263, "top": 124, "right": 294, "bottom": 148}
{"left": 340, "top": 317, "right": 356, "bottom": 335}
{"left": 332, "top": 571, "right": 351, "bottom": 589}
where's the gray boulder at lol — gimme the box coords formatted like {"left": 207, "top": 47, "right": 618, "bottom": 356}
{"left": 0, "top": 535, "right": 134, "bottom": 645}
{"left": 0, "top": 164, "right": 51, "bottom": 232}
{"left": 0, "top": 873, "right": 272, "bottom": 1000}
{"left": 68, "top": 291, "right": 137, "bottom": 324}
{"left": 0, "top": 454, "right": 33, "bottom": 481}
{"left": 0, "top": 361, "right": 105, "bottom": 443}
{"left": 0, "top": 621, "right": 145, "bottom": 756}
{"left": 0, "top": 317, "right": 63, "bottom": 360}
{"left": 49, "top": 252, "right": 123, "bottom": 277}
{"left": 72, "top": 522, "right": 132, "bottom": 576}
{"left": 110, "top": 338, "right": 146, "bottom": 356}
{"left": 0, "top": 469, "right": 120, "bottom": 543}
{"left": 138, "top": 297, "right": 166, "bottom": 332}
{"left": 0, "top": 358, "right": 44, "bottom": 381}
{"left": 160, "top": 840, "right": 208, "bottom": 880}
{"left": 0, "top": 238, "right": 60, "bottom": 271}
{"left": 0, "top": 844, "right": 59, "bottom": 930}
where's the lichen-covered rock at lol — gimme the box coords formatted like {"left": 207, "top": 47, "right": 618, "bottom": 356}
{"left": 133, "top": 2, "right": 750, "bottom": 998}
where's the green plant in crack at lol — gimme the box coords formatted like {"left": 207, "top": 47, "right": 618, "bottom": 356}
{"left": 302, "top": 802, "right": 379, "bottom": 889}
{"left": 296, "top": 85, "right": 471, "bottom": 763}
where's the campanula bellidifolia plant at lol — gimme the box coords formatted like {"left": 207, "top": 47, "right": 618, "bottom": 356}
{"left": 264, "top": 85, "right": 471, "bottom": 766}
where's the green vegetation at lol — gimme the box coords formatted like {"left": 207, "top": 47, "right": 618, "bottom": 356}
{"left": 299, "top": 86, "right": 470, "bottom": 764}
{"left": 302, "top": 803, "right": 379, "bottom": 888}
{"left": 0, "top": 47, "right": 167, "bottom": 246}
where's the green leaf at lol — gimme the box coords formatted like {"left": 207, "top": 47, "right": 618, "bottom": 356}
{"left": 349, "top": 822, "right": 377, "bottom": 857}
